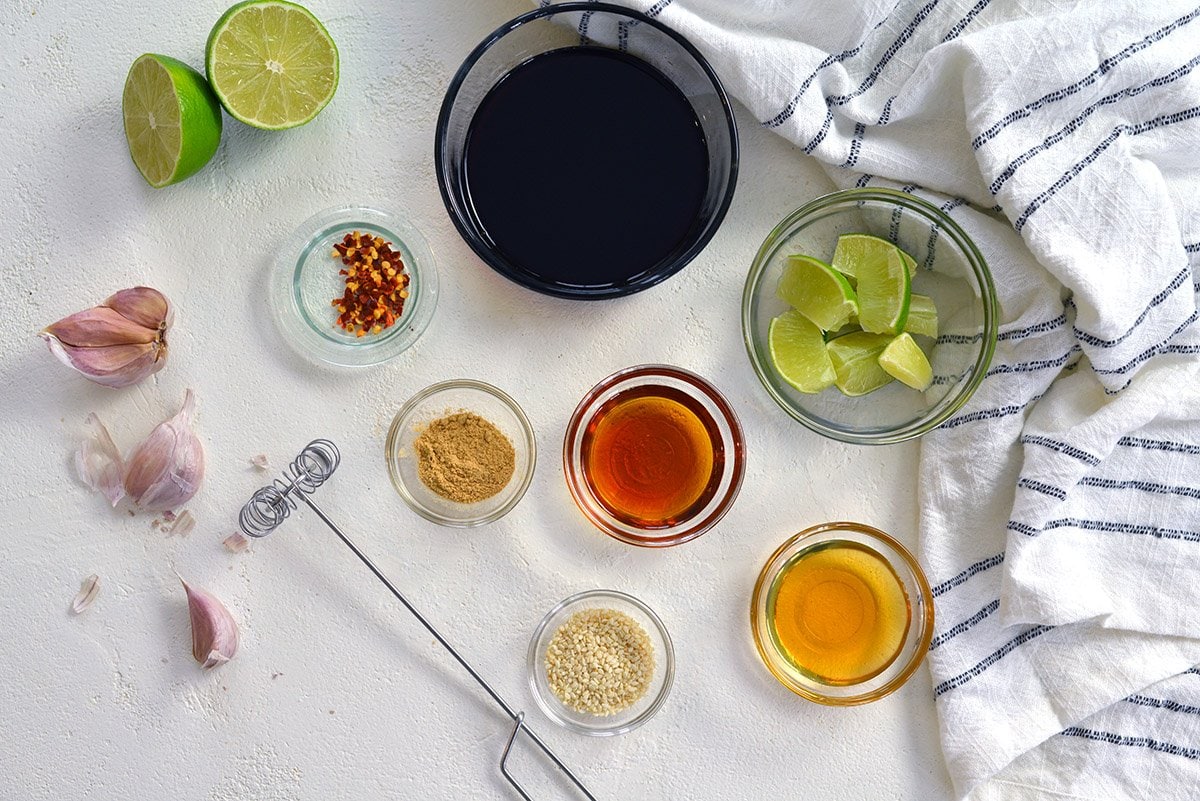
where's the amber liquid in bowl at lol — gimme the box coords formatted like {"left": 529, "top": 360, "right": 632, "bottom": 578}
{"left": 580, "top": 386, "right": 723, "bottom": 528}
{"left": 767, "top": 541, "right": 912, "bottom": 685}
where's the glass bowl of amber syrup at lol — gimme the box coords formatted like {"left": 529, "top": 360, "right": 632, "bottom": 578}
{"left": 564, "top": 364, "right": 745, "bottom": 547}
{"left": 751, "top": 522, "right": 934, "bottom": 705}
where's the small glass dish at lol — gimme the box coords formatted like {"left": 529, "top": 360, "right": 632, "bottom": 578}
{"left": 272, "top": 205, "right": 438, "bottom": 366}
{"left": 527, "top": 589, "right": 675, "bottom": 736}
{"left": 385, "top": 380, "right": 535, "bottom": 527}
{"left": 742, "top": 188, "right": 998, "bottom": 444}
{"left": 751, "top": 522, "right": 934, "bottom": 705}
{"left": 435, "top": 2, "right": 738, "bottom": 299}
{"left": 563, "top": 364, "right": 745, "bottom": 547}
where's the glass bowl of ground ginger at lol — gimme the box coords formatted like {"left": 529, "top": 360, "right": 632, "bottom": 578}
{"left": 385, "top": 379, "right": 536, "bottom": 526}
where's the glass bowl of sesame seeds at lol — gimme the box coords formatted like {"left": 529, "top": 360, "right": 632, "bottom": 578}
{"left": 272, "top": 205, "right": 439, "bottom": 366}
{"left": 527, "top": 588, "right": 674, "bottom": 736}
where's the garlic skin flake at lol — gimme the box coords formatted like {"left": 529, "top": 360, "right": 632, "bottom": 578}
{"left": 40, "top": 287, "right": 172, "bottom": 388}
{"left": 181, "top": 578, "right": 239, "bottom": 670}
{"left": 71, "top": 574, "right": 101, "bottom": 614}
{"left": 124, "top": 389, "right": 205, "bottom": 512}
{"left": 75, "top": 413, "right": 126, "bottom": 506}
{"left": 223, "top": 532, "right": 250, "bottom": 553}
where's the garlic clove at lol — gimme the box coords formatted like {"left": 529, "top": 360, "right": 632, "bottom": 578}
{"left": 180, "top": 578, "right": 239, "bottom": 669}
{"left": 123, "top": 389, "right": 205, "bottom": 511}
{"left": 44, "top": 339, "right": 162, "bottom": 389}
{"left": 43, "top": 306, "right": 158, "bottom": 347}
{"left": 103, "top": 286, "right": 172, "bottom": 331}
{"left": 76, "top": 413, "right": 126, "bottom": 506}
{"left": 41, "top": 287, "right": 171, "bottom": 388}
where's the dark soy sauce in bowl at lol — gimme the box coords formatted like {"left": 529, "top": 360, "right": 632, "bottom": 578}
{"left": 462, "top": 47, "right": 709, "bottom": 294}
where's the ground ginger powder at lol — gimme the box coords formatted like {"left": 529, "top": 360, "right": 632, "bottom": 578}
{"left": 414, "top": 411, "right": 516, "bottom": 503}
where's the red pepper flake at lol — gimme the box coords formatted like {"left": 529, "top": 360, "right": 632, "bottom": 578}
{"left": 330, "top": 231, "right": 410, "bottom": 336}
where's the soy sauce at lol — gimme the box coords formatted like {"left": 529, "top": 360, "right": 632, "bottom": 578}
{"left": 463, "top": 47, "right": 709, "bottom": 292}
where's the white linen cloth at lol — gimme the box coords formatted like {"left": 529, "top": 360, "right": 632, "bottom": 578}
{"left": 538, "top": 1, "right": 1200, "bottom": 797}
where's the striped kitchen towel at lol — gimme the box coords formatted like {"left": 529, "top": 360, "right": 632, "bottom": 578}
{"left": 539, "top": 0, "right": 1200, "bottom": 797}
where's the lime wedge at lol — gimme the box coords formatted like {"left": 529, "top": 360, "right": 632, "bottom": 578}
{"left": 831, "top": 233, "right": 915, "bottom": 279}
{"left": 880, "top": 333, "right": 934, "bottom": 390}
{"left": 899, "top": 250, "right": 917, "bottom": 278}
{"left": 777, "top": 255, "right": 859, "bottom": 331}
{"left": 122, "top": 54, "right": 223, "bottom": 188}
{"left": 827, "top": 331, "right": 894, "bottom": 396}
{"left": 768, "top": 310, "right": 836, "bottom": 394}
{"left": 856, "top": 246, "right": 911, "bottom": 334}
{"left": 206, "top": 0, "right": 339, "bottom": 130}
{"left": 904, "top": 294, "right": 939, "bottom": 338}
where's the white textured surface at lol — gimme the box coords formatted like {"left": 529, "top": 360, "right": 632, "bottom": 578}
{"left": 0, "top": 1, "right": 955, "bottom": 798}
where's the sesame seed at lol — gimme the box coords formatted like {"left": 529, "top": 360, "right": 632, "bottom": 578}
{"left": 544, "top": 608, "right": 655, "bottom": 716}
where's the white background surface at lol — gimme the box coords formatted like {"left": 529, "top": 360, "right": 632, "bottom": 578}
{"left": 0, "top": 1, "right": 956, "bottom": 798}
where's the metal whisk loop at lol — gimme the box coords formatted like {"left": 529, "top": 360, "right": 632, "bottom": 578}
{"left": 239, "top": 440, "right": 340, "bottom": 538}
{"left": 237, "top": 439, "right": 596, "bottom": 800}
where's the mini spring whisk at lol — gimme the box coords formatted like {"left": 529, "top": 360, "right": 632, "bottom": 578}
{"left": 239, "top": 439, "right": 596, "bottom": 801}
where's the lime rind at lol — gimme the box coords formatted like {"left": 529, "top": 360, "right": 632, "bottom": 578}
{"left": 769, "top": 310, "right": 836, "bottom": 394}
{"left": 123, "top": 54, "right": 222, "bottom": 188}
{"left": 879, "top": 333, "right": 934, "bottom": 390}
{"left": 776, "top": 255, "right": 859, "bottom": 331}
{"left": 206, "top": 0, "right": 339, "bottom": 130}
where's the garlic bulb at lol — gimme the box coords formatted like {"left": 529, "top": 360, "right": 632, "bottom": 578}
{"left": 123, "top": 389, "right": 205, "bottom": 511}
{"left": 41, "top": 287, "right": 172, "bottom": 388}
{"left": 181, "top": 578, "right": 239, "bottom": 669}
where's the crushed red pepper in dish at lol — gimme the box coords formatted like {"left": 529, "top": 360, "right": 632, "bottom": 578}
{"left": 330, "top": 231, "right": 410, "bottom": 337}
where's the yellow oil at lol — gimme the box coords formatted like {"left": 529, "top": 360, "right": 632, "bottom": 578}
{"left": 768, "top": 541, "right": 911, "bottom": 685}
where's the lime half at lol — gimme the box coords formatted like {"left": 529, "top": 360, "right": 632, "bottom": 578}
{"left": 856, "top": 246, "right": 911, "bottom": 334}
{"left": 206, "top": 0, "right": 339, "bottom": 130}
{"left": 905, "top": 294, "right": 939, "bottom": 338}
{"left": 879, "top": 333, "right": 934, "bottom": 390}
{"left": 122, "top": 54, "right": 223, "bottom": 188}
{"left": 827, "top": 331, "right": 894, "bottom": 396}
{"left": 769, "top": 310, "right": 836, "bottom": 394}
{"left": 777, "top": 255, "right": 859, "bottom": 331}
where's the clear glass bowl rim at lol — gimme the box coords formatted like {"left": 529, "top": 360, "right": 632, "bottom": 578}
{"left": 741, "top": 187, "right": 999, "bottom": 444}
{"left": 526, "top": 588, "right": 676, "bottom": 735}
{"left": 433, "top": 1, "right": 740, "bottom": 300}
{"left": 750, "top": 521, "right": 935, "bottom": 706}
{"left": 384, "top": 378, "right": 537, "bottom": 527}
{"left": 562, "top": 363, "right": 746, "bottom": 547}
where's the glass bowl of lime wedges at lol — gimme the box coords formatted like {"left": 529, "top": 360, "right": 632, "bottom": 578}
{"left": 742, "top": 188, "right": 998, "bottom": 444}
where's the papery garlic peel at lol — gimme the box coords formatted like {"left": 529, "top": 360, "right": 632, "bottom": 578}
{"left": 76, "top": 414, "right": 126, "bottom": 507}
{"left": 124, "top": 389, "right": 205, "bottom": 512}
{"left": 40, "top": 287, "right": 172, "bottom": 388}
{"left": 181, "top": 578, "right": 239, "bottom": 669}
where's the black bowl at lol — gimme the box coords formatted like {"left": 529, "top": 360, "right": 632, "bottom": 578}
{"left": 435, "top": 2, "right": 739, "bottom": 300}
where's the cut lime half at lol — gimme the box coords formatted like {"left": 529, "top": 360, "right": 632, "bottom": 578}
{"left": 827, "top": 331, "right": 894, "bottom": 396}
{"left": 122, "top": 54, "right": 223, "bottom": 188}
{"left": 206, "top": 0, "right": 339, "bottom": 130}
{"left": 769, "top": 310, "right": 836, "bottom": 394}
{"left": 856, "top": 246, "right": 911, "bottom": 335}
{"left": 776, "top": 255, "right": 859, "bottom": 331}
{"left": 880, "top": 333, "right": 934, "bottom": 390}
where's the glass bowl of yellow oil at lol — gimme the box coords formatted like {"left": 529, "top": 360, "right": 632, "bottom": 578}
{"left": 563, "top": 364, "right": 745, "bottom": 547}
{"left": 751, "top": 522, "right": 934, "bottom": 704}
